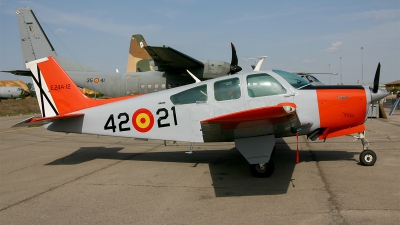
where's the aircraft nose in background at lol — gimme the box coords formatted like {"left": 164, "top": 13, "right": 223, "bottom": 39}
{"left": 371, "top": 88, "right": 390, "bottom": 102}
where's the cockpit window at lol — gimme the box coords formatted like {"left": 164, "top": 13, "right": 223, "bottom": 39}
{"left": 170, "top": 84, "right": 207, "bottom": 105}
{"left": 273, "top": 70, "right": 309, "bottom": 89}
{"left": 309, "top": 75, "right": 321, "bottom": 83}
{"left": 246, "top": 73, "right": 286, "bottom": 97}
{"left": 214, "top": 78, "right": 241, "bottom": 101}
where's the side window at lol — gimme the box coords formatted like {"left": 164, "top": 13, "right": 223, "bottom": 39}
{"left": 247, "top": 73, "right": 286, "bottom": 98}
{"left": 214, "top": 78, "right": 241, "bottom": 101}
{"left": 170, "top": 85, "right": 207, "bottom": 105}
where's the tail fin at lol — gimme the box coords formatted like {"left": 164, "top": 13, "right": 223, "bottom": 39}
{"left": 17, "top": 8, "right": 57, "bottom": 64}
{"left": 126, "top": 34, "right": 152, "bottom": 72}
{"left": 16, "top": 8, "right": 97, "bottom": 72}
{"left": 26, "top": 56, "right": 136, "bottom": 118}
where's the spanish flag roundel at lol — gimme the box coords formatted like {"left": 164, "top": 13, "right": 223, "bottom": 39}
{"left": 132, "top": 108, "right": 154, "bottom": 133}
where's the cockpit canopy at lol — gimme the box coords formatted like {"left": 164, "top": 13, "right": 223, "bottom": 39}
{"left": 272, "top": 70, "right": 309, "bottom": 89}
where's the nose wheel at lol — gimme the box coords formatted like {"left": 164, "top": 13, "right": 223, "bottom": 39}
{"left": 354, "top": 131, "right": 377, "bottom": 166}
{"left": 359, "top": 150, "right": 376, "bottom": 166}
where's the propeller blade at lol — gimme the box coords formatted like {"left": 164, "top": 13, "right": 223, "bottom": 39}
{"left": 230, "top": 43, "right": 242, "bottom": 74}
{"left": 372, "top": 63, "right": 381, "bottom": 93}
{"left": 231, "top": 43, "right": 238, "bottom": 66}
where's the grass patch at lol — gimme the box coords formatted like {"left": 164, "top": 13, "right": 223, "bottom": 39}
{"left": 0, "top": 97, "right": 40, "bottom": 117}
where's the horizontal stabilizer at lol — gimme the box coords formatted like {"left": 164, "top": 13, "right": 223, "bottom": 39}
{"left": 12, "top": 113, "right": 84, "bottom": 127}
{"left": 1, "top": 69, "right": 32, "bottom": 76}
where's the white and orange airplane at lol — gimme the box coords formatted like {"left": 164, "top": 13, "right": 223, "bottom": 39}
{"left": 14, "top": 56, "right": 389, "bottom": 177}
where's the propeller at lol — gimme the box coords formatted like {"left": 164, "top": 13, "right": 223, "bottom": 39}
{"left": 372, "top": 62, "right": 381, "bottom": 93}
{"left": 230, "top": 43, "right": 242, "bottom": 74}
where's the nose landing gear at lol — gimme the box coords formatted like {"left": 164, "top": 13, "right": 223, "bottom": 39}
{"left": 354, "top": 131, "right": 377, "bottom": 166}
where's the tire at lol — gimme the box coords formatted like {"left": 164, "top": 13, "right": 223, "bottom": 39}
{"left": 359, "top": 150, "right": 377, "bottom": 166}
{"left": 249, "top": 159, "right": 275, "bottom": 178}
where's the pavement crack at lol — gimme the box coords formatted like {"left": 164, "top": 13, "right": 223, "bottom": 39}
{"left": 304, "top": 136, "right": 348, "bottom": 224}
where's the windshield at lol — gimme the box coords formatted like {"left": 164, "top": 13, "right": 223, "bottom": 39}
{"left": 273, "top": 70, "right": 309, "bottom": 89}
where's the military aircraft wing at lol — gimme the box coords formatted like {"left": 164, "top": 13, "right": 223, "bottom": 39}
{"left": 144, "top": 45, "right": 204, "bottom": 71}
{"left": 200, "top": 103, "right": 300, "bottom": 142}
{"left": 1, "top": 69, "right": 32, "bottom": 76}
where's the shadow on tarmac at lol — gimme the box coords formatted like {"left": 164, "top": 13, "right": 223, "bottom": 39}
{"left": 45, "top": 138, "right": 359, "bottom": 197}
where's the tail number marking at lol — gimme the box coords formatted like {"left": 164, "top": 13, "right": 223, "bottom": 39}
{"left": 50, "top": 84, "right": 71, "bottom": 90}
{"left": 103, "top": 107, "right": 178, "bottom": 133}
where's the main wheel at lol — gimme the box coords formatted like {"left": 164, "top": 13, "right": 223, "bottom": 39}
{"left": 359, "top": 150, "right": 377, "bottom": 166}
{"left": 249, "top": 159, "right": 275, "bottom": 178}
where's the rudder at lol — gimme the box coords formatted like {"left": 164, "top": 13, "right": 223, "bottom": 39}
{"left": 126, "top": 34, "right": 152, "bottom": 72}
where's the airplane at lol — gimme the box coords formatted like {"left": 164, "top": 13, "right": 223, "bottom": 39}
{"left": 0, "top": 87, "right": 29, "bottom": 100}
{"left": 0, "top": 80, "right": 30, "bottom": 92}
{"left": 13, "top": 56, "right": 389, "bottom": 177}
{"left": 4, "top": 7, "right": 242, "bottom": 97}
{"left": 0, "top": 80, "right": 30, "bottom": 100}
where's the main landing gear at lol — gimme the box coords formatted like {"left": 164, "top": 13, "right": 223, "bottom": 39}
{"left": 249, "top": 159, "right": 275, "bottom": 178}
{"left": 235, "top": 135, "right": 276, "bottom": 178}
{"left": 249, "top": 147, "right": 276, "bottom": 178}
{"left": 355, "top": 131, "right": 377, "bottom": 166}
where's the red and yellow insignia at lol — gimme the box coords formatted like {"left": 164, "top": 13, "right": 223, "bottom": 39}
{"left": 94, "top": 78, "right": 99, "bottom": 83}
{"left": 132, "top": 108, "right": 154, "bottom": 133}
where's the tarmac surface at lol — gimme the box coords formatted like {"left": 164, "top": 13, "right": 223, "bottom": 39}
{"left": 1, "top": 106, "right": 399, "bottom": 224}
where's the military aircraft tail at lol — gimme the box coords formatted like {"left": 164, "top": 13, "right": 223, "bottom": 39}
{"left": 16, "top": 8, "right": 56, "bottom": 64}
{"left": 126, "top": 34, "right": 152, "bottom": 72}
{"left": 16, "top": 7, "right": 97, "bottom": 73}
{"left": 23, "top": 57, "right": 136, "bottom": 120}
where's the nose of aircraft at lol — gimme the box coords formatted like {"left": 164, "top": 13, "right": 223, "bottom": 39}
{"left": 370, "top": 88, "right": 389, "bottom": 102}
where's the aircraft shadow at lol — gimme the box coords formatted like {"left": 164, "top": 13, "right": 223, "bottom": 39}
{"left": 45, "top": 138, "right": 359, "bottom": 197}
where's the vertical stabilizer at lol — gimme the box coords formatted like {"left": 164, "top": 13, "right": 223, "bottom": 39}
{"left": 16, "top": 8, "right": 57, "bottom": 64}
{"left": 16, "top": 8, "right": 97, "bottom": 72}
{"left": 126, "top": 34, "right": 152, "bottom": 72}
{"left": 26, "top": 57, "right": 136, "bottom": 117}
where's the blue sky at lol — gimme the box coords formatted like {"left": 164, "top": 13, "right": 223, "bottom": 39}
{"left": 0, "top": 0, "right": 399, "bottom": 85}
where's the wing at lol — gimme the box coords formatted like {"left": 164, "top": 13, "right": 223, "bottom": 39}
{"left": 144, "top": 45, "right": 204, "bottom": 71}
{"left": 200, "top": 103, "right": 300, "bottom": 142}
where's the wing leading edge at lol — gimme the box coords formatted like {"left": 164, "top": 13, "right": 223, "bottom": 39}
{"left": 200, "top": 103, "right": 299, "bottom": 142}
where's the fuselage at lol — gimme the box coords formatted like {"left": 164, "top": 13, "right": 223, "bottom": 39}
{"left": 46, "top": 70, "right": 384, "bottom": 143}
{"left": 67, "top": 70, "right": 196, "bottom": 97}
{"left": 0, "top": 87, "right": 28, "bottom": 99}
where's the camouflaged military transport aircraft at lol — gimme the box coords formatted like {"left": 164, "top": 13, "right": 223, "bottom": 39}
{"left": 13, "top": 56, "right": 389, "bottom": 177}
{"left": 0, "top": 80, "right": 30, "bottom": 99}
{"left": 6, "top": 8, "right": 241, "bottom": 97}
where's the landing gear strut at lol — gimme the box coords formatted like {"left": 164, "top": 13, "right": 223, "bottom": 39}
{"left": 355, "top": 131, "right": 377, "bottom": 166}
